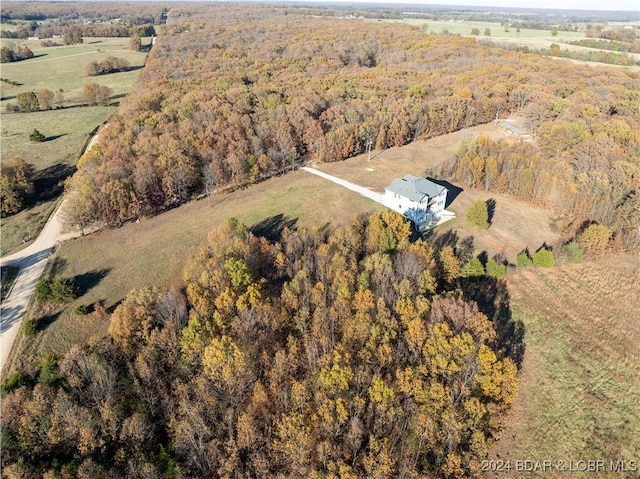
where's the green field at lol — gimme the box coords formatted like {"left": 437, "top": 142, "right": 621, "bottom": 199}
{"left": 0, "top": 37, "right": 148, "bottom": 107}
{"left": 387, "top": 18, "right": 585, "bottom": 39}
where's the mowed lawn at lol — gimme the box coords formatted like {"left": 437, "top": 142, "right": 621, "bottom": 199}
{"left": 488, "top": 256, "right": 640, "bottom": 478}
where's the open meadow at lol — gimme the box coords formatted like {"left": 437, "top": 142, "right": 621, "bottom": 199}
{"left": 0, "top": 37, "right": 149, "bottom": 108}
{"left": 489, "top": 256, "right": 640, "bottom": 478}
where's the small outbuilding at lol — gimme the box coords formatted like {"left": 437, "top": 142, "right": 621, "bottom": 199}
{"left": 382, "top": 174, "right": 448, "bottom": 228}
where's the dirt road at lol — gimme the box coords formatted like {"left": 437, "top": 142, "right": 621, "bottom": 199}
{"left": 0, "top": 131, "right": 102, "bottom": 373}
{"left": 0, "top": 199, "right": 80, "bottom": 371}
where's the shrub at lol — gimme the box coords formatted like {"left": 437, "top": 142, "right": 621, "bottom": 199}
{"left": 466, "top": 200, "right": 489, "bottom": 229}
{"left": 579, "top": 224, "right": 610, "bottom": 257}
{"left": 516, "top": 251, "right": 533, "bottom": 267}
{"left": 458, "top": 257, "right": 485, "bottom": 279}
{"left": 38, "top": 354, "right": 57, "bottom": 385}
{"left": 23, "top": 317, "right": 38, "bottom": 335}
{"left": 564, "top": 241, "right": 583, "bottom": 263}
{"left": 29, "top": 128, "right": 45, "bottom": 142}
{"left": 74, "top": 304, "right": 89, "bottom": 316}
{"left": 533, "top": 247, "right": 555, "bottom": 267}
{"left": 36, "top": 276, "right": 79, "bottom": 303}
{"left": 50, "top": 276, "right": 80, "bottom": 303}
{"left": 1, "top": 371, "right": 25, "bottom": 395}
{"left": 35, "top": 278, "right": 52, "bottom": 302}
{"left": 486, "top": 258, "right": 506, "bottom": 278}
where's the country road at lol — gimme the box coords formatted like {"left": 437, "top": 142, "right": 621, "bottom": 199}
{"left": 0, "top": 134, "right": 101, "bottom": 373}
{"left": 0, "top": 200, "right": 74, "bottom": 371}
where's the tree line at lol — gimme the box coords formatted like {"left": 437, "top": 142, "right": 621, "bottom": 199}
{"left": 1, "top": 212, "right": 520, "bottom": 478}
{"left": 55, "top": 7, "right": 528, "bottom": 224}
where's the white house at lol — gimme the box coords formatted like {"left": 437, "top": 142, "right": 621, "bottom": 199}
{"left": 382, "top": 174, "right": 448, "bottom": 228}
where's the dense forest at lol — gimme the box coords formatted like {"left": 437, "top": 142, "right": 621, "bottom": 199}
{"left": 62, "top": 5, "right": 639, "bottom": 251}
{"left": 1, "top": 212, "right": 520, "bottom": 478}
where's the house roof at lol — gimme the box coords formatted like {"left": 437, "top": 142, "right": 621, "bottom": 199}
{"left": 386, "top": 174, "right": 447, "bottom": 202}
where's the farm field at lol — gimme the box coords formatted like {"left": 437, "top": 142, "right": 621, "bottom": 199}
{"left": 386, "top": 18, "right": 584, "bottom": 39}
{"left": 0, "top": 37, "right": 149, "bottom": 108}
{"left": 489, "top": 256, "right": 640, "bottom": 478}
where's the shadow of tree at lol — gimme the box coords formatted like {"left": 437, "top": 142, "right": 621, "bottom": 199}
{"left": 464, "top": 278, "right": 525, "bottom": 367}
{"left": 250, "top": 214, "right": 298, "bottom": 243}
{"left": 486, "top": 198, "right": 496, "bottom": 225}
{"left": 31, "top": 163, "right": 76, "bottom": 204}
{"left": 74, "top": 268, "right": 111, "bottom": 296}
{"left": 45, "top": 134, "right": 68, "bottom": 142}
{"left": 38, "top": 310, "right": 61, "bottom": 331}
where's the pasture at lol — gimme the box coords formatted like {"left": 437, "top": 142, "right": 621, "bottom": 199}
{"left": 489, "top": 256, "right": 640, "bottom": 478}
{"left": 0, "top": 37, "right": 148, "bottom": 108}
{"left": 0, "top": 36, "right": 148, "bottom": 256}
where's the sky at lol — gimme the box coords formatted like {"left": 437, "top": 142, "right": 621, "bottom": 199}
{"left": 299, "top": 0, "right": 640, "bottom": 13}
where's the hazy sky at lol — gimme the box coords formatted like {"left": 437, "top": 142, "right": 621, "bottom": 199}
{"left": 302, "top": 0, "right": 640, "bottom": 13}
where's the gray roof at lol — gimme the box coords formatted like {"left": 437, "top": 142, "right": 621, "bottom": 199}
{"left": 386, "top": 174, "right": 447, "bottom": 202}
{"left": 500, "top": 121, "right": 528, "bottom": 136}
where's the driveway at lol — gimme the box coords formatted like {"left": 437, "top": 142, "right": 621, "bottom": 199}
{"left": 301, "top": 166, "right": 383, "bottom": 203}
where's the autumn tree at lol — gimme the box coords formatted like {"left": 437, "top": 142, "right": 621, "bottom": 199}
{"left": 1, "top": 211, "right": 521, "bottom": 477}
{"left": 579, "top": 224, "right": 610, "bottom": 257}
{"left": 83, "top": 83, "right": 112, "bottom": 106}
{"left": 130, "top": 32, "right": 142, "bottom": 51}
{"left": 1, "top": 156, "right": 35, "bottom": 215}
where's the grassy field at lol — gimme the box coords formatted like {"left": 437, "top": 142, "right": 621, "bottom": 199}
{"left": 0, "top": 37, "right": 147, "bottom": 257}
{"left": 1, "top": 106, "right": 115, "bottom": 168}
{"left": 386, "top": 19, "right": 584, "bottom": 39}
{"left": 0, "top": 37, "right": 148, "bottom": 108}
{"left": 0, "top": 107, "right": 115, "bottom": 256}
{"left": 489, "top": 256, "right": 640, "bottom": 478}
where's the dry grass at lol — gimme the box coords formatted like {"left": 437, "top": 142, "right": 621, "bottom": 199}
{"left": 488, "top": 255, "right": 640, "bottom": 478}
{"left": 313, "top": 122, "right": 558, "bottom": 262}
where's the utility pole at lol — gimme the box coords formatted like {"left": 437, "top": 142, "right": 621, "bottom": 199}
{"left": 367, "top": 138, "right": 372, "bottom": 162}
